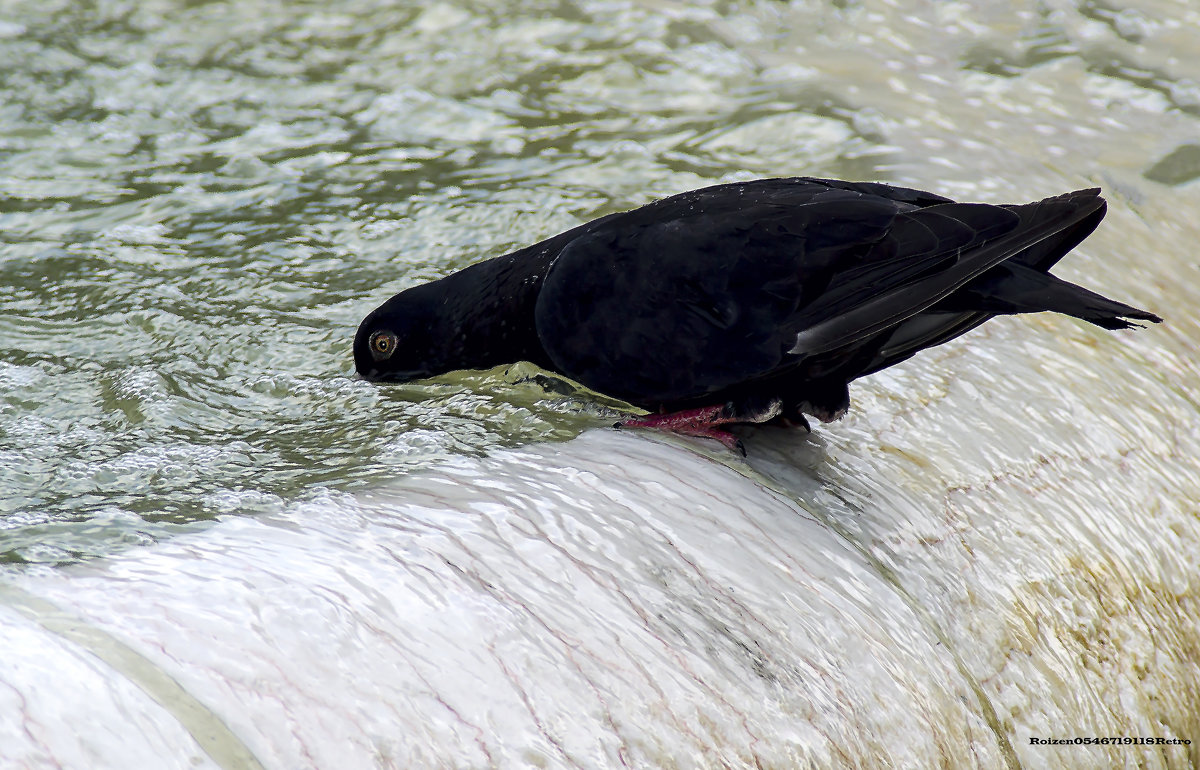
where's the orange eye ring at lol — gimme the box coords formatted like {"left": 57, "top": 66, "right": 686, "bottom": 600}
{"left": 369, "top": 330, "right": 397, "bottom": 360}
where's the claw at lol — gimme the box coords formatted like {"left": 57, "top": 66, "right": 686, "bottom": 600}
{"left": 779, "top": 415, "right": 812, "bottom": 433}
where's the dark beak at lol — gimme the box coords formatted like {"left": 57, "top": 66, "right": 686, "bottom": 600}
{"left": 358, "top": 368, "right": 425, "bottom": 384}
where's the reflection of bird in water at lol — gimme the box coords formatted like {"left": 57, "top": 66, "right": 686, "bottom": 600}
{"left": 355, "top": 177, "right": 1161, "bottom": 453}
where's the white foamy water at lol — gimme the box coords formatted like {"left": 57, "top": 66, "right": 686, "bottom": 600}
{"left": 5, "top": 356, "right": 1199, "bottom": 767}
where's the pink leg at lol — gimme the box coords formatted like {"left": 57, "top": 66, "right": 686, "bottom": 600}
{"left": 617, "top": 407, "right": 744, "bottom": 453}
{"left": 616, "top": 404, "right": 760, "bottom": 455}
{"left": 618, "top": 405, "right": 728, "bottom": 431}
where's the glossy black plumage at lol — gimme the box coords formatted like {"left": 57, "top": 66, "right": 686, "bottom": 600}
{"left": 355, "top": 177, "right": 1160, "bottom": 428}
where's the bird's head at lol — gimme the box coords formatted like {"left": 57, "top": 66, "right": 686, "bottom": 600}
{"left": 355, "top": 254, "right": 552, "bottom": 383}
{"left": 353, "top": 283, "right": 447, "bottom": 383}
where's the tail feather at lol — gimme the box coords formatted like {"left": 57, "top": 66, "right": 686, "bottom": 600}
{"left": 936, "top": 189, "right": 1160, "bottom": 329}
{"left": 850, "top": 188, "right": 1159, "bottom": 380}
{"left": 787, "top": 189, "right": 1114, "bottom": 357}
{"left": 944, "top": 262, "right": 1162, "bottom": 329}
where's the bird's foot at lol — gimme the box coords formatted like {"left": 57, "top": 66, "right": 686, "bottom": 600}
{"left": 768, "top": 385, "right": 849, "bottom": 430}
{"left": 807, "top": 403, "right": 848, "bottom": 423}
{"left": 615, "top": 399, "right": 782, "bottom": 455}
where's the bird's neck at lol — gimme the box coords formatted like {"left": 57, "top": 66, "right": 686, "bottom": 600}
{"left": 434, "top": 243, "right": 560, "bottom": 373}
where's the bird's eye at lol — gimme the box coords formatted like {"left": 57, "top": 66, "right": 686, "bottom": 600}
{"left": 369, "top": 330, "right": 398, "bottom": 360}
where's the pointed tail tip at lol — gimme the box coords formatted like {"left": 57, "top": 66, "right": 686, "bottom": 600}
{"left": 1129, "top": 306, "right": 1164, "bottom": 325}
{"left": 1101, "top": 310, "right": 1163, "bottom": 330}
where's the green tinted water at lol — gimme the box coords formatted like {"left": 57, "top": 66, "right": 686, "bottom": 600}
{"left": 2, "top": 0, "right": 1199, "bottom": 564}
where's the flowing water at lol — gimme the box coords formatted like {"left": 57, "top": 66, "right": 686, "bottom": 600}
{"left": 2, "top": 0, "right": 1200, "bottom": 768}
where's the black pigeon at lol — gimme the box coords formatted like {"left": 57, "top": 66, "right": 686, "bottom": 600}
{"left": 355, "top": 177, "right": 1160, "bottom": 451}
